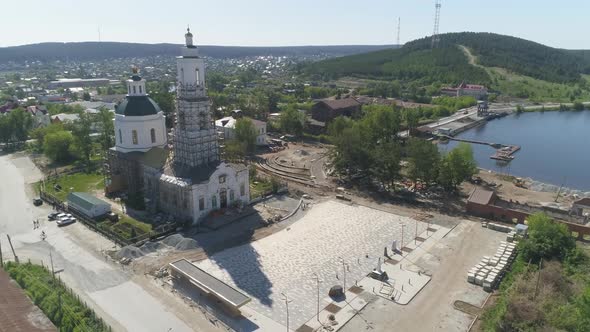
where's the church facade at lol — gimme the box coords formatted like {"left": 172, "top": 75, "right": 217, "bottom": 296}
{"left": 107, "top": 29, "right": 249, "bottom": 225}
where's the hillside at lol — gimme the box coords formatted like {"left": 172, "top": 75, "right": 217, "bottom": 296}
{"left": 307, "top": 32, "right": 590, "bottom": 85}
{"left": 0, "top": 42, "right": 395, "bottom": 63}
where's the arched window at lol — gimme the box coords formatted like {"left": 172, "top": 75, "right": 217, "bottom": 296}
{"left": 139, "top": 85, "right": 142, "bottom": 94}
{"left": 127, "top": 86, "right": 130, "bottom": 94}
{"left": 132, "top": 130, "right": 138, "bottom": 145}
{"left": 133, "top": 86, "right": 136, "bottom": 94}
{"left": 150, "top": 128, "right": 156, "bottom": 143}
{"left": 119, "top": 129, "right": 122, "bottom": 144}
{"left": 196, "top": 69, "right": 200, "bottom": 86}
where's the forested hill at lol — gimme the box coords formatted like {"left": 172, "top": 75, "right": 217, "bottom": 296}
{"left": 307, "top": 32, "right": 590, "bottom": 84}
{"left": 0, "top": 42, "right": 394, "bottom": 63}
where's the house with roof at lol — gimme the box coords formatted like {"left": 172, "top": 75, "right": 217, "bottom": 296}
{"left": 572, "top": 198, "right": 590, "bottom": 218}
{"left": 51, "top": 113, "right": 80, "bottom": 124}
{"left": 26, "top": 105, "right": 50, "bottom": 128}
{"left": 215, "top": 112, "right": 267, "bottom": 146}
{"left": 311, "top": 98, "right": 362, "bottom": 123}
{"left": 441, "top": 82, "right": 488, "bottom": 100}
{"left": 67, "top": 192, "right": 112, "bottom": 218}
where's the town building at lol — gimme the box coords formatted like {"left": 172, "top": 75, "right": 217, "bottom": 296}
{"left": 25, "top": 105, "right": 50, "bottom": 128}
{"left": 47, "top": 78, "right": 111, "bottom": 89}
{"left": 441, "top": 82, "right": 488, "bottom": 100}
{"left": 311, "top": 98, "right": 362, "bottom": 123}
{"left": 67, "top": 192, "right": 112, "bottom": 218}
{"left": 215, "top": 112, "right": 267, "bottom": 146}
{"left": 107, "top": 29, "right": 249, "bottom": 225}
{"left": 51, "top": 113, "right": 80, "bottom": 124}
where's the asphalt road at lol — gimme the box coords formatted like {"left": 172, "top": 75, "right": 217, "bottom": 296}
{"left": 0, "top": 153, "right": 204, "bottom": 332}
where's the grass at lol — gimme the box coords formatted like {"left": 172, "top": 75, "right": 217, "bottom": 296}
{"left": 98, "top": 215, "right": 152, "bottom": 241}
{"left": 487, "top": 66, "right": 590, "bottom": 103}
{"left": 40, "top": 172, "right": 104, "bottom": 201}
{"left": 250, "top": 178, "right": 273, "bottom": 198}
{"left": 3, "top": 261, "right": 110, "bottom": 332}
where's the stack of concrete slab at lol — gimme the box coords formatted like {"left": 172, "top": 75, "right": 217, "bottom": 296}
{"left": 486, "top": 222, "right": 514, "bottom": 233}
{"left": 467, "top": 241, "right": 517, "bottom": 291}
{"left": 506, "top": 229, "right": 517, "bottom": 242}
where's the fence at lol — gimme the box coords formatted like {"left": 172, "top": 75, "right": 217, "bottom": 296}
{"left": 40, "top": 190, "right": 181, "bottom": 248}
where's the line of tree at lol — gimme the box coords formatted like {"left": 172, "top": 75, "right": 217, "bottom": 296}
{"left": 0, "top": 108, "right": 33, "bottom": 146}
{"left": 328, "top": 105, "right": 477, "bottom": 191}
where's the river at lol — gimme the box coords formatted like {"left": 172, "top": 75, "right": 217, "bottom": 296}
{"left": 439, "top": 110, "right": 590, "bottom": 191}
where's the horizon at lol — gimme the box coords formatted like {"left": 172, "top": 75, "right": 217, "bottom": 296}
{"left": 1, "top": 0, "right": 589, "bottom": 49}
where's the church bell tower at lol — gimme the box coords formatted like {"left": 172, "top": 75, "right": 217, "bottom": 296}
{"left": 172, "top": 28, "right": 219, "bottom": 169}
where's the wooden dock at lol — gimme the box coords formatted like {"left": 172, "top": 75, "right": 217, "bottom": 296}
{"left": 491, "top": 145, "right": 521, "bottom": 161}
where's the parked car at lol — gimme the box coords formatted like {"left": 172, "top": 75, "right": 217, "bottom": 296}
{"left": 57, "top": 217, "right": 76, "bottom": 227}
{"left": 47, "top": 212, "right": 59, "bottom": 221}
{"left": 33, "top": 198, "right": 43, "bottom": 206}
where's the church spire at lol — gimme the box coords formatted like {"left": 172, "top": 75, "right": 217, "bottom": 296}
{"left": 185, "top": 26, "right": 194, "bottom": 47}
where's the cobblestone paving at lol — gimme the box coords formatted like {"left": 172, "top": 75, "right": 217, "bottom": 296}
{"left": 197, "top": 200, "right": 428, "bottom": 327}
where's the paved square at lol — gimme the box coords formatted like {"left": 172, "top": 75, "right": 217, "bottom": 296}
{"left": 197, "top": 200, "right": 429, "bottom": 328}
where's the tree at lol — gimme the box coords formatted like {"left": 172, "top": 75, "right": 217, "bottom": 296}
{"left": 70, "top": 113, "right": 94, "bottom": 165}
{"left": 404, "top": 108, "right": 420, "bottom": 136}
{"left": 406, "top": 138, "right": 440, "bottom": 184}
{"left": 7, "top": 108, "right": 33, "bottom": 142}
{"left": 331, "top": 123, "right": 373, "bottom": 177}
{"left": 438, "top": 143, "right": 477, "bottom": 190}
{"left": 371, "top": 142, "right": 402, "bottom": 188}
{"left": 82, "top": 92, "right": 91, "bottom": 101}
{"left": 44, "top": 131, "right": 74, "bottom": 162}
{"left": 234, "top": 118, "right": 257, "bottom": 154}
{"left": 29, "top": 123, "right": 65, "bottom": 153}
{"left": 520, "top": 213, "right": 576, "bottom": 264}
{"left": 97, "top": 108, "right": 114, "bottom": 151}
{"left": 279, "top": 105, "right": 305, "bottom": 137}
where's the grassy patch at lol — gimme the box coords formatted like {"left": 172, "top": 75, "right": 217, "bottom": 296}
{"left": 98, "top": 215, "right": 152, "bottom": 241}
{"left": 3, "top": 262, "right": 110, "bottom": 332}
{"left": 250, "top": 178, "right": 273, "bottom": 198}
{"left": 40, "top": 172, "right": 104, "bottom": 201}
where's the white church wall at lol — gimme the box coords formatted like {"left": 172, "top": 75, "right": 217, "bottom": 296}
{"left": 190, "top": 163, "right": 250, "bottom": 224}
{"left": 115, "top": 113, "right": 167, "bottom": 153}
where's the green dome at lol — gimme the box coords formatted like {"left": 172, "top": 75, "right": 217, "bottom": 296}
{"left": 115, "top": 96, "right": 161, "bottom": 116}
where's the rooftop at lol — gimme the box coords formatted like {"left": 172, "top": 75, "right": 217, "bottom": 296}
{"left": 67, "top": 192, "right": 110, "bottom": 211}
{"left": 467, "top": 188, "right": 496, "bottom": 206}
{"left": 316, "top": 98, "right": 361, "bottom": 111}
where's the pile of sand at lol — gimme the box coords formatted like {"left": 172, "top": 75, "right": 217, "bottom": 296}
{"left": 140, "top": 241, "right": 165, "bottom": 253}
{"left": 116, "top": 246, "right": 145, "bottom": 260}
{"left": 162, "top": 234, "right": 184, "bottom": 247}
{"left": 175, "top": 238, "right": 199, "bottom": 251}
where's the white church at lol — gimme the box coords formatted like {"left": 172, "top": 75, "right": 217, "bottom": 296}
{"left": 107, "top": 28, "right": 250, "bottom": 225}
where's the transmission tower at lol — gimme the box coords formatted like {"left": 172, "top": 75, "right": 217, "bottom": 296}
{"left": 396, "top": 17, "right": 401, "bottom": 46}
{"left": 431, "top": 0, "right": 442, "bottom": 49}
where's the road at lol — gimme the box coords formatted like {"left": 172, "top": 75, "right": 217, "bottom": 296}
{"left": 0, "top": 153, "right": 219, "bottom": 332}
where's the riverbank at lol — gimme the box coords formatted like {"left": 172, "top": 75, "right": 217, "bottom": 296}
{"left": 462, "top": 168, "right": 588, "bottom": 209}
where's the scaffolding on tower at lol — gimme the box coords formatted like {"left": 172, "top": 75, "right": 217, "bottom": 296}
{"left": 431, "top": 0, "right": 442, "bottom": 49}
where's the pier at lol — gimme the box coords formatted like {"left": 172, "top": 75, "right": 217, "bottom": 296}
{"left": 439, "top": 135, "right": 520, "bottom": 162}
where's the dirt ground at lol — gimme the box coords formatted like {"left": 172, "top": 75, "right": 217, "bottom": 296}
{"left": 462, "top": 169, "right": 575, "bottom": 206}
{"left": 340, "top": 220, "right": 507, "bottom": 332}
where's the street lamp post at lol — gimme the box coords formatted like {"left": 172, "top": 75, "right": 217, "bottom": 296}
{"left": 280, "top": 292, "right": 292, "bottom": 332}
{"left": 312, "top": 273, "right": 321, "bottom": 323}
{"left": 338, "top": 257, "right": 348, "bottom": 292}
{"left": 401, "top": 224, "right": 406, "bottom": 249}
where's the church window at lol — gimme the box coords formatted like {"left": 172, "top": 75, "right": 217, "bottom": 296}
{"left": 139, "top": 85, "right": 142, "bottom": 94}
{"left": 199, "top": 197, "right": 205, "bottom": 210}
{"left": 119, "top": 129, "right": 122, "bottom": 144}
{"left": 133, "top": 86, "right": 136, "bottom": 94}
{"left": 132, "top": 130, "right": 138, "bottom": 145}
{"left": 127, "top": 86, "right": 130, "bottom": 94}
{"left": 212, "top": 195, "right": 217, "bottom": 209}
{"left": 240, "top": 183, "right": 245, "bottom": 196}
{"left": 150, "top": 128, "right": 156, "bottom": 143}
{"left": 196, "top": 69, "right": 200, "bottom": 86}
{"left": 219, "top": 175, "right": 226, "bottom": 184}
{"left": 230, "top": 190, "right": 234, "bottom": 202}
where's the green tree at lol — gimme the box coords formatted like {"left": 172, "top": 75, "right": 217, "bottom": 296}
{"left": 97, "top": 108, "right": 114, "bottom": 151}
{"left": 70, "top": 113, "right": 94, "bottom": 164}
{"left": 279, "top": 105, "right": 305, "bottom": 136}
{"left": 370, "top": 142, "right": 402, "bottom": 188}
{"left": 29, "top": 123, "right": 65, "bottom": 153}
{"left": 404, "top": 108, "right": 420, "bottom": 136}
{"left": 82, "top": 92, "right": 91, "bottom": 101}
{"left": 7, "top": 108, "right": 33, "bottom": 142}
{"left": 44, "top": 131, "right": 74, "bottom": 162}
{"left": 234, "top": 118, "right": 258, "bottom": 154}
{"left": 406, "top": 138, "right": 440, "bottom": 184}
{"left": 520, "top": 213, "right": 576, "bottom": 264}
{"left": 438, "top": 143, "right": 477, "bottom": 189}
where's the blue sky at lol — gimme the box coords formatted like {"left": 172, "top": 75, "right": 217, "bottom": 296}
{"left": 2, "top": 0, "right": 588, "bottom": 48}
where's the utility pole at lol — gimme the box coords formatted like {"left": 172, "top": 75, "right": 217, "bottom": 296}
{"left": 415, "top": 220, "right": 418, "bottom": 244}
{"left": 401, "top": 224, "right": 406, "bottom": 249}
{"left": 338, "top": 257, "right": 348, "bottom": 292}
{"left": 312, "top": 273, "right": 321, "bottom": 323}
{"left": 396, "top": 17, "right": 401, "bottom": 46}
{"left": 49, "top": 250, "right": 55, "bottom": 279}
{"left": 6, "top": 234, "right": 18, "bottom": 263}
{"left": 280, "top": 293, "right": 292, "bottom": 332}
{"left": 0, "top": 238, "right": 3, "bottom": 267}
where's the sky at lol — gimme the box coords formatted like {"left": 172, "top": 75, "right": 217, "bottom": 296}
{"left": 1, "top": 0, "right": 589, "bottom": 49}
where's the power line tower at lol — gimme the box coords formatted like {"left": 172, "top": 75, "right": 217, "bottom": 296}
{"left": 396, "top": 17, "right": 401, "bottom": 46}
{"left": 431, "top": 0, "right": 442, "bottom": 49}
